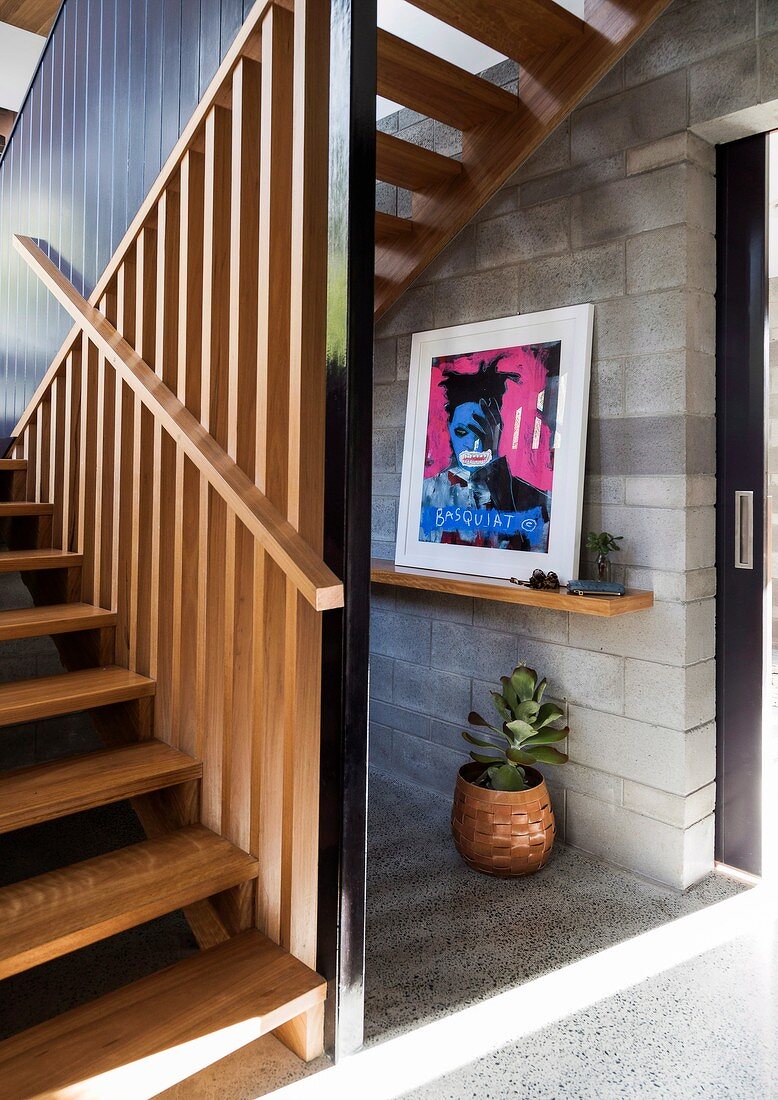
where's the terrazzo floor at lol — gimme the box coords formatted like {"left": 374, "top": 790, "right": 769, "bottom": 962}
{"left": 363, "top": 770, "right": 744, "bottom": 1044}
{"left": 161, "top": 769, "right": 776, "bottom": 1099}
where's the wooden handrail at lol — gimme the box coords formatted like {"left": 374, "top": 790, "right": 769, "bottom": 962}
{"left": 15, "top": 234, "right": 344, "bottom": 613}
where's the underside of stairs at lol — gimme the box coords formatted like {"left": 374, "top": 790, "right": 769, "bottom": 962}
{"left": 373, "top": 0, "right": 674, "bottom": 318}
{"left": 0, "top": 0, "right": 673, "bottom": 1094}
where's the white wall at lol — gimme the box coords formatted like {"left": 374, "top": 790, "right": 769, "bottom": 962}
{"left": 0, "top": 22, "right": 45, "bottom": 112}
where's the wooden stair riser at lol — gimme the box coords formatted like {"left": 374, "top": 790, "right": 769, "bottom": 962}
{"left": 0, "top": 603, "right": 117, "bottom": 643}
{"left": 0, "top": 825, "right": 259, "bottom": 979}
{"left": 0, "top": 931, "right": 326, "bottom": 1098}
{"left": 0, "top": 549, "right": 81, "bottom": 574}
{"left": 0, "top": 740, "right": 202, "bottom": 834}
{"left": 0, "top": 667, "right": 155, "bottom": 729}
{"left": 0, "top": 503, "right": 54, "bottom": 517}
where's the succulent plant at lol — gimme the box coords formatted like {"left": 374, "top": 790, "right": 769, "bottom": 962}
{"left": 462, "top": 663, "right": 569, "bottom": 792}
{"left": 585, "top": 531, "right": 623, "bottom": 557}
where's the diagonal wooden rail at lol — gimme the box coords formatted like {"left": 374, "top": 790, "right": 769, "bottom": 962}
{"left": 14, "top": 234, "right": 343, "bottom": 613}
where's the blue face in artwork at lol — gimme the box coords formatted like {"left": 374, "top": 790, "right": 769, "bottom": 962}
{"left": 449, "top": 401, "right": 496, "bottom": 470}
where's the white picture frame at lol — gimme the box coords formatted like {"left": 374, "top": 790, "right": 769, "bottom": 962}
{"left": 394, "top": 305, "right": 594, "bottom": 584}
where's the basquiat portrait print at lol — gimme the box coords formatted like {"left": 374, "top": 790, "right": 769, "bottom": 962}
{"left": 419, "top": 345, "right": 559, "bottom": 553}
{"left": 395, "top": 307, "right": 593, "bottom": 583}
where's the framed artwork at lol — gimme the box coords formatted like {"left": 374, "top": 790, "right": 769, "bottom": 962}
{"left": 395, "top": 305, "right": 594, "bottom": 583}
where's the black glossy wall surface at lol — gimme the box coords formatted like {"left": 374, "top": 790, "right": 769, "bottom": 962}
{"left": 0, "top": 0, "right": 253, "bottom": 439}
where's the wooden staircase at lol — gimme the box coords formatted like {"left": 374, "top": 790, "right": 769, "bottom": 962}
{"left": 0, "top": 464, "right": 325, "bottom": 1090}
{"left": 0, "top": 0, "right": 676, "bottom": 1092}
{"left": 373, "top": 0, "right": 674, "bottom": 318}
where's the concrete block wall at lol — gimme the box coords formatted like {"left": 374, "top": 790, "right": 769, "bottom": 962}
{"left": 370, "top": 0, "right": 778, "bottom": 890}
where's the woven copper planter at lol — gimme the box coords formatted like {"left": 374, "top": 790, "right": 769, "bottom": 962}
{"left": 451, "top": 763, "right": 555, "bottom": 877}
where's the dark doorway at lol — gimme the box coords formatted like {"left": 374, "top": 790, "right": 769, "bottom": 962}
{"left": 715, "top": 133, "right": 768, "bottom": 877}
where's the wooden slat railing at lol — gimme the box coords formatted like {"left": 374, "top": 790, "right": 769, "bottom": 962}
{"left": 7, "top": 0, "right": 334, "bottom": 1055}
{"left": 14, "top": 236, "right": 343, "bottom": 613}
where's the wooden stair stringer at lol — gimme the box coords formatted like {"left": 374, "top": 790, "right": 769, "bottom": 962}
{"left": 375, "top": 0, "right": 675, "bottom": 319}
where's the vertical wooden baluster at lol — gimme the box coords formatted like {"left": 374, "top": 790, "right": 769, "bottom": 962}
{"left": 49, "top": 370, "right": 66, "bottom": 546}
{"left": 129, "top": 223, "right": 157, "bottom": 675}
{"left": 172, "top": 148, "right": 205, "bottom": 759}
{"left": 23, "top": 406, "right": 38, "bottom": 503}
{"left": 275, "top": 0, "right": 331, "bottom": 1061}
{"left": 152, "top": 185, "right": 181, "bottom": 741}
{"left": 35, "top": 398, "right": 51, "bottom": 505}
{"left": 77, "top": 332, "right": 99, "bottom": 602}
{"left": 61, "top": 345, "right": 83, "bottom": 554}
{"left": 255, "top": 1, "right": 294, "bottom": 946}
{"left": 93, "top": 290, "right": 116, "bottom": 609}
{"left": 113, "top": 251, "right": 137, "bottom": 665}
{"left": 198, "top": 104, "right": 232, "bottom": 834}
{"left": 223, "top": 55, "right": 261, "bottom": 855}
{"left": 8, "top": 439, "right": 24, "bottom": 503}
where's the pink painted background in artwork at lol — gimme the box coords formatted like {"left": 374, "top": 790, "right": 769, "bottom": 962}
{"left": 424, "top": 343, "right": 556, "bottom": 492}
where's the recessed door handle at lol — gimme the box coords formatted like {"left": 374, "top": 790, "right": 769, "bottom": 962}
{"left": 734, "top": 490, "right": 754, "bottom": 569}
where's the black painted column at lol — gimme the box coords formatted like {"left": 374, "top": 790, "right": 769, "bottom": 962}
{"left": 715, "top": 134, "right": 767, "bottom": 876}
{"left": 318, "top": 0, "right": 376, "bottom": 1061}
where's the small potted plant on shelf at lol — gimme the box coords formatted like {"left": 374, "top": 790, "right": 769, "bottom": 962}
{"left": 586, "top": 530, "right": 623, "bottom": 582}
{"left": 452, "top": 663, "right": 568, "bottom": 877}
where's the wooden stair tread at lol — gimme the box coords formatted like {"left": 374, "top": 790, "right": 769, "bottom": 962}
{"left": 377, "top": 29, "right": 519, "bottom": 131}
{"left": 0, "top": 548, "right": 82, "bottom": 573}
{"left": 0, "top": 459, "right": 27, "bottom": 471}
{"left": 0, "top": 666, "right": 155, "bottom": 727}
{"left": 0, "top": 930, "right": 325, "bottom": 1099}
{"left": 410, "top": 0, "right": 585, "bottom": 66}
{"left": 0, "top": 825, "right": 258, "bottom": 979}
{"left": 376, "top": 210, "right": 415, "bottom": 242}
{"left": 0, "top": 740, "right": 202, "bottom": 834}
{"left": 0, "top": 602, "right": 116, "bottom": 641}
{"left": 0, "top": 502, "right": 54, "bottom": 516}
{"left": 376, "top": 130, "right": 462, "bottom": 191}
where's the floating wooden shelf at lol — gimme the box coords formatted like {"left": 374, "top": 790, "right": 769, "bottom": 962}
{"left": 371, "top": 560, "right": 654, "bottom": 617}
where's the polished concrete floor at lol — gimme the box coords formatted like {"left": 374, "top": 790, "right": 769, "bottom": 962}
{"left": 363, "top": 772, "right": 743, "bottom": 1045}
{"left": 162, "top": 769, "right": 778, "bottom": 1099}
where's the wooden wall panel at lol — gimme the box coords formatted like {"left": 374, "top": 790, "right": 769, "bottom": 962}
{"left": 0, "top": 0, "right": 253, "bottom": 440}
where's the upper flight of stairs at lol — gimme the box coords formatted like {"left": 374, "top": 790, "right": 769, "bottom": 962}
{"left": 373, "top": 0, "right": 674, "bottom": 318}
{"left": 0, "top": 457, "right": 326, "bottom": 1097}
